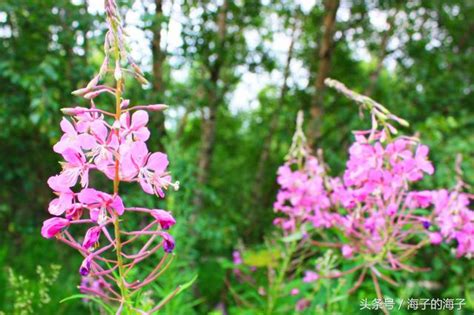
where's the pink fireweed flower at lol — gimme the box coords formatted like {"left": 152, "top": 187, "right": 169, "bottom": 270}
{"left": 47, "top": 175, "right": 74, "bottom": 215}
{"left": 274, "top": 156, "right": 332, "bottom": 232}
{"left": 303, "top": 271, "right": 319, "bottom": 283}
{"left": 150, "top": 210, "right": 176, "bottom": 230}
{"left": 59, "top": 148, "right": 92, "bottom": 188}
{"left": 53, "top": 118, "right": 96, "bottom": 154}
{"left": 83, "top": 226, "right": 102, "bottom": 250}
{"left": 119, "top": 110, "right": 150, "bottom": 142}
{"left": 41, "top": 217, "right": 70, "bottom": 238}
{"left": 125, "top": 141, "right": 178, "bottom": 197}
{"left": 43, "top": 1, "right": 180, "bottom": 310}
{"left": 78, "top": 188, "right": 124, "bottom": 222}
{"left": 341, "top": 245, "right": 354, "bottom": 258}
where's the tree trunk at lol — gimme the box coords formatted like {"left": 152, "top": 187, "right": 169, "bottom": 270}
{"left": 251, "top": 20, "right": 298, "bottom": 211}
{"left": 193, "top": 0, "right": 228, "bottom": 210}
{"left": 307, "top": 0, "right": 340, "bottom": 147}
{"left": 151, "top": 0, "right": 167, "bottom": 150}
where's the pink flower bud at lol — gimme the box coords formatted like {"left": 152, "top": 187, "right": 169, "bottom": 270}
{"left": 114, "top": 60, "right": 122, "bottom": 81}
{"left": 83, "top": 226, "right": 102, "bottom": 249}
{"left": 79, "top": 256, "right": 92, "bottom": 276}
{"left": 41, "top": 217, "right": 70, "bottom": 238}
{"left": 342, "top": 245, "right": 354, "bottom": 258}
{"left": 72, "top": 87, "right": 90, "bottom": 96}
{"left": 303, "top": 271, "right": 319, "bottom": 283}
{"left": 150, "top": 210, "right": 176, "bottom": 230}
{"left": 290, "top": 288, "right": 300, "bottom": 296}
{"left": 61, "top": 107, "right": 88, "bottom": 115}
{"left": 429, "top": 232, "right": 443, "bottom": 245}
{"left": 142, "top": 104, "right": 168, "bottom": 112}
{"left": 86, "top": 75, "right": 100, "bottom": 89}
{"left": 84, "top": 89, "right": 107, "bottom": 99}
{"left": 120, "top": 99, "right": 130, "bottom": 109}
{"left": 161, "top": 232, "right": 175, "bottom": 253}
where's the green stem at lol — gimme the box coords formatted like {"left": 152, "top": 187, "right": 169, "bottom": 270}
{"left": 266, "top": 240, "right": 297, "bottom": 315}
{"left": 110, "top": 15, "right": 128, "bottom": 311}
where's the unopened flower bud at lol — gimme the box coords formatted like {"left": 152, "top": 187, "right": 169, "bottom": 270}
{"left": 72, "top": 87, "right": 90, "bottom": 96}
{"left": 135, "top": 73, "right": 149, "bottom": 86}
{"left": 86, "top": 75, "right": 100, "bottom": 90}
{"left": 120, "top": 99, "right": 130, "bottom": 109}
{"left": 61, "top": 107, "right": 88, "bottom": 115}
{"left": 114, "top": 60, "right": 122, "bottom": 81}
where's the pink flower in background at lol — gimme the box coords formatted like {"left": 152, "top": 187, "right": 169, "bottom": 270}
{"left": 429, "top": 232, "right": 443, "bottom": 245}
{"left": 341, "top": 245, "right": 354, "bottom": 258}
{"left": 41, "top": 217, "right": 70, "bottom": 238}
{"left": 303, "top": 271, "right": 319, "bottom": 283}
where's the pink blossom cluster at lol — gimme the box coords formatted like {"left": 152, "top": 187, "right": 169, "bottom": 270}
{"left": 40, "top": 102, "right": 178, "bottom": 294}
{"left": 275, "top": 125, "right": 473, "bottom": 292}
{"left": 276, "top": 130, "right": 473, "bottom": 264}
{"left": 274, "top": 156, "right": 332, "bottom": 231}
{"left": 40, "top": 0, "right": 179, "bottom": 308}
{"left": 427, "top": 190, "right": 474, "bottom": 257}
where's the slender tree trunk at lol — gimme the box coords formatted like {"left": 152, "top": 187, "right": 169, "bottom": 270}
{"left": 193, "top": 0, "right": 228, "bottom": 210}
{"left": 307, "top": 0, "right": 340, "bottom": 147}
{"left": 365, "top": 9, "right": 398, "bottom": 96}
{"left": 251, "top": 20, "right": 298, "bottom": 211}
{"left": 151, "top": 0, "right": 166, "bottom": 150}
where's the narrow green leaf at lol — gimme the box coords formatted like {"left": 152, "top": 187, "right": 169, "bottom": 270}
{"left": 60, "top": 294, "right": 114, "bottom": 314}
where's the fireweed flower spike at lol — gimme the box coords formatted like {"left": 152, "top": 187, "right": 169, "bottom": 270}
{"left": 273, "top": 79, "right": 473, "bottom": 314}
{"left": 41, "top": 1, "right": 183, "bottom": 313}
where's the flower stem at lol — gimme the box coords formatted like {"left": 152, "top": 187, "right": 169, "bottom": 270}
{"left": 111, "top": 14, "right": 128, "bottom": 308}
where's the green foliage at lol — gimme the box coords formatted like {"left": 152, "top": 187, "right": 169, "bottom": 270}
{"left": 0, "top": 0, "right": 473, "bottom": 314}
{"left": 2, "top": 264, "right": 61, "bottom": 315}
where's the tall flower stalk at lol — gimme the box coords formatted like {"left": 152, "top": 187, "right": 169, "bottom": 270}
{"left": 271, "top": 79, "right": 473, "bottom": 313}
{"left": 41, "top": 1, "right": 182, "bottom": 313}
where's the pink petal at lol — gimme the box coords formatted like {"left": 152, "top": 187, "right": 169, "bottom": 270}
{"left": 62, "top": 148, "right": 85, "bottom": 165}
{"left": 78, "top": 134, "right": 96, "bottom": 150}
{"left": 78, "top": 188, "right": 101, "bottom": 204}
{"left": 47, "top": 175, "right": 71, "bottom": 193}
{"left": 139, "top": 177, "right": 154, "bottom": 195}
{"left": 131, "top": 110, "right": 149, "bottom": 128}
{"left": 60, "top": 118, "right": 76, "bottom": 135}
{"left": 146, "top": 152, "right": 169, "bottom": 172}
{"left": 134, "top": 127, "right": 150, "bottom": 141}
{"left": 119, "top": 112, "right": 131, "bottom": 128}
{"left": 111, "top": 195, "right": 124, "bottom": 215}
{"left": 91, "top": 120, "right": 108, "bottom": 142}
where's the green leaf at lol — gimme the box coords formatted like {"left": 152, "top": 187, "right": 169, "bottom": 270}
{"left": 60, "top": 294, "right": 114, "bottom": 314}
{"left": 152, "top": 274, "right": 198, "bottom": 311}
{"left": 281, "top": 231, "right": 303, "bottom": 243}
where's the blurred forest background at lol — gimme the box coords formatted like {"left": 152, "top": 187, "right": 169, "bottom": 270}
{"left": 0, "top": 0, "right": 473, "bottom": 314}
